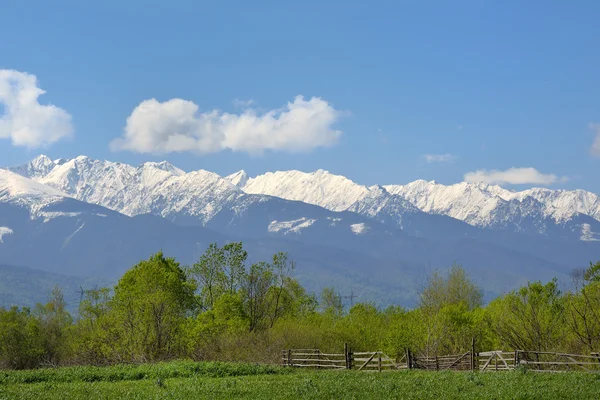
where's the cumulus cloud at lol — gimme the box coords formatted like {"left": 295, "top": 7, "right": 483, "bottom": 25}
{"left": 422, "top": 154, "right": 457, "bottom": 163}
{"left": 0, "top": 69, "right": 73, "bottom": 148}
{"left": 464, "top": 167, "right": 568, "bottom": 185}
{"left": 110, "top": 95, "right": 342, "bottom": 154}
{"left": 589, "top": 123, "right": 600, "bottom": 157}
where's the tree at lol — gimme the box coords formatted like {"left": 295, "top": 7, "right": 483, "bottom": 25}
{"left": 72, "top": 287, "right": 115, "bottom": 364}
{"left": 564, "top": 263, "right": 600, "bottom": 352}
{"left": 418, "top": 264, "right": 483, "bottom": 355}
{"left": 34, "top": 286, "right": 73, "bottom": 366}
{"left": 487, "top": 279, "right": 564, "bottom": 352}
{"left": 0, "top": 307, "right": 44, "bottom": 369}
{"left": 191, "top": 242, "right": 248, "bottom": 311}
{"left": 191, "top": 243, "right": 225, "bottom": 311}
{"left": 420, "top": 264, "right": 483, "bottom": 312}
{"left": 111, "top": 252, "right": 196, "bottom": 362}
{"left": 268, "top": 252, "right": 296, "bottom": 327}
{"left": 243, "top": 262, "right": 274, "bottom": 332}
{"left": 221, "top": 242, "right": 248, "bottom": 294}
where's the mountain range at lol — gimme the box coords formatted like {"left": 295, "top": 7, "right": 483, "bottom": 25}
{"left": 2, "top": 155, "right": 600, "bottom": 308}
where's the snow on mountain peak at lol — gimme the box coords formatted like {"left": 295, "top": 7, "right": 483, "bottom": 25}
{"left": 7, "top": 154, "right": 57, "bottom": 179}
{"left": 242, "top": 169, "right": 371, "bottom": 211}
{"left": 226, "top": 170, "right": 249, "bottom": 187}
{"left": 7, "top": 154, "right": 600, "bottom": 241}
{"left": 141, "top": 161, "right": 185, "bottom": 176}
{"left": 0, "top": 169, "right": 67, "bottom": 199}
{"left": 7, "top": 155, "right": 246, "bottom": 224}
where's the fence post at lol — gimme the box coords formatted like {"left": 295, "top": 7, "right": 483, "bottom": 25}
{"left": 471, "top": 337, "right": 476, "bottom": 371}
{"left": 378, "top": 352, "right": 382, "bottom": 372}
{"left": 287, "top": 349, "right": 292, "bottom": 367}
{"left": 344, "top": 343, "right": 349, "bottom": 369}
{"left": 435, "top": 355, "right": 439, "bottom": 371}
{"left": 349, "top": 346, "right": 353, "bottom": 370}
{"left": 405, "top": 348, "right": 411, "bottom": 369}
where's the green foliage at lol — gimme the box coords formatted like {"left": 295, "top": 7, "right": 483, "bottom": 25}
{"left": 584, "top": 261, "right": 600, "bottom": 283}
{"left": 564, "top": 265, "right": 600, "bottom": 353}
{"left": 418, "top": 265, "right": 485, "bottom": 355}
{"left": 190, "top": 242, "right": 248, "bottom": 311}
{"left": 3, "top": 246, "right": 600, "bottom": 372}
{"left": 110, "top": 252, "right": 197, "bottom": 362}
{"left": 0, "top": 307, "right": 45, "bottom": 369}
{"left": 420, "top": 264, "right": 483, "bottom": 312}
{"left": 486, "top": 279, "right": 564, "bottom": 351}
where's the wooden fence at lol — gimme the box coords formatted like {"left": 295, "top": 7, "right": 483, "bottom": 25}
{"left": 516, "top": 351, "right": 600, "bottom": 372}
{"left": 282, "top": 344, "right": 600, "bottom": 373}
{"left": 281, "top": 345, "right": 407, "bottom": 371}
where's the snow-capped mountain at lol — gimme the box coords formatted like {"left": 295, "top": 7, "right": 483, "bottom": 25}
{"left": 236, "top": 168, "right": 600, "bottom": 241}
{"left": 0, "top": 169, "right": 432, "bottom": 305}
{"left": 9, "top": 155, "right": 600, "bottom": 243}
{"left": 5, "top": 156, "right": 600, "bottom": 305}
{"left": 384, "top": 180, "right": 600, "bottom": 240}
{"left": 241, "top": 169, "right": 371, "bottom": 212}
{"left": 5, "top": 156, "right": 411, "bottom": 246}
{"left": 21, "top": 155, "right": 244, "bottom": 223}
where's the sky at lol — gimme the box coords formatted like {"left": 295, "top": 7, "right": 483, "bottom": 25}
{"left": 1, "top": 0, "right": 599, "bottom": 191}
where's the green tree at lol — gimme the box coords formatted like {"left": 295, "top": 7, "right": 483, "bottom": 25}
{"left": 564, "top": 263, "right": 600, "bottom": 352}
{"left": 418, "top": 265, "right": 483, "bottom": 355}
{"left": 191, "top": 243, "right": 225, "bottom": 311}
{"left": 420, "top": 264, "right": 483, "bottom": 312}
{"left": 0, "top": 307, "right": 44, "bottom": 369}
{"left": 221, "top": 242, "right": 248, "bottom": 294}
{"left": 34, "top": 286, "right": 73, "bottom": 366}
{"left": 243, "top": 262, "right": 274, "bottom": 332}
{"left": 111, "top": 252, "right": 197, "bottom": 362}
{"left": 487, "top": 279, "right": 564, "bottom": 352}
{"left": 72, "top": 287, "right": 115, "bottom": 364}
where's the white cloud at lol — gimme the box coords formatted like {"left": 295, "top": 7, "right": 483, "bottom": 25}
{"left": 110, "top": 95, "right": 342, "bottom": 154}
{"left": 422, "top": 154, "right": 457, "bottom": 163}
{"left": 464, "top": 167, "right": 568, "bottom": 186}
{"left": 589, "top": 123, "right": 600, "bottom": 157}
{"left": 0, "top": 70, "right": 73, "bottom": 148}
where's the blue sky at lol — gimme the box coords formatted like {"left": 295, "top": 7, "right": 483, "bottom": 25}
{"left": 1, "top": 0, "right": 599, "bottom": 191}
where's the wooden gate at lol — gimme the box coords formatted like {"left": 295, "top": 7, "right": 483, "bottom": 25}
{"left": 412, "top": 352, "right": 473, "bottom": 371}
{"left": 478, "top": 351, "right": 517, "bottom": 371}
{"left": 281, "top": 349, "right": 347, "bottom": 370}
{"left": 353, "top": 351, "right": 405, "bottom": 371}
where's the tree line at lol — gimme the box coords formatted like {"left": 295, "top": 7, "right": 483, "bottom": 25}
{"left": 1, "top": 243, "right": 599, "bottom": 369}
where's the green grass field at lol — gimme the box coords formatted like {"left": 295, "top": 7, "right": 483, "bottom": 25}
{"left": 1, "top": 361, "right": 600, "bottom": 399}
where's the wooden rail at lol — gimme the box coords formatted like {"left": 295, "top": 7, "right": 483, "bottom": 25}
{"left": 515, "top": 351, "right": 600, "bottom": 372}
{"left": 282, "top": 345, "right": 406, "bottom": 371}
{"left": 282, "top": 344, "right": 600, "bottom": 373}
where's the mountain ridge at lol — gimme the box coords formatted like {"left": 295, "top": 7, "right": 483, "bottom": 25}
{"left": 3, "top": 155, "right": 600, "bottom": 306}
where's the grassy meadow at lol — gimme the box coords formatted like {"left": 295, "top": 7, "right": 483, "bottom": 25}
{"left": 1, "top": 361, "right": 600, "bottom": 400}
